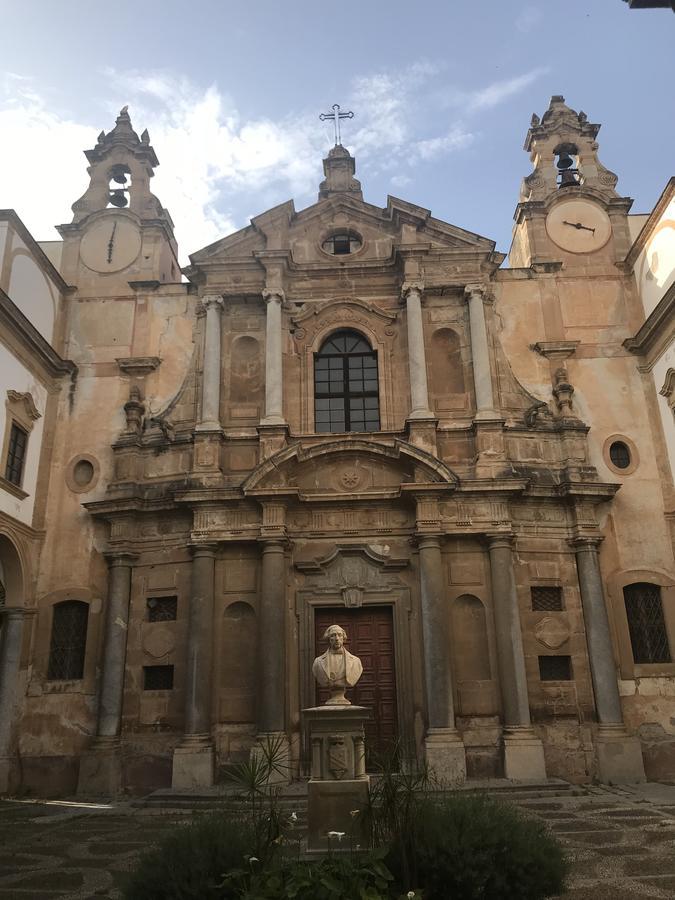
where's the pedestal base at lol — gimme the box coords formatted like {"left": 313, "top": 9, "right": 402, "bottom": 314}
{"left": 171, "top": 735, "right": 214, "bottom": 790}
{"left": 77, "top": 738, "right": 122, "bottom": 796}
{"left": 595, "top": 725, "right": 646, "bottom": 784}
{"left": 251, "top": 732, "right": 291, "bottom": 785}
{"left": 405, "top": 416, "right": 438, "bottom": 455}
{"left": 308, "top": 778, "right": 369, "bottom": 852}
{"left": 503, "top": 726, "right": 547, "bottom": 781}
{"left": 424, "top": 728, "right": 467, "bottom": 784}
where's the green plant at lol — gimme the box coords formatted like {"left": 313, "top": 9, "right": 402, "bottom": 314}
{"left": 388, "top": 793, "right": 568, "bottom": 900}
{"left": 122, "top": 813, "right": 256, "bottom": 900}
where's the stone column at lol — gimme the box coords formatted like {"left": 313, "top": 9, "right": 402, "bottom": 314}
{"left": 261, "top": 289, "right": 285, "bottom": 425}
{"left": 172, "top": 542, "right": 217, "bottom": 789}
{"left": 572, "top": 538, "right": 645, "bottom": 782}
{"left": 78, "top": 552, "right": 137, "bottom": 795}
{"left": 257, "top": 539, "right": 286, "bottom": 734}
{"left": 417, "top": 535, "right": 466, "bottom": 782}
{"left": 0, "top": 607, "right": 26, "bottom": 793}
{"left": 465, "top": 284, "right": 497, "bottom": 419}
{"left": 402, "top": 282, "right": 433, "bottom": 419}
{"left": 487, "top": 535, "right": 546, "bottom": 780}
{"left": 198, "top": 295, "right": 224, "bottom": 430}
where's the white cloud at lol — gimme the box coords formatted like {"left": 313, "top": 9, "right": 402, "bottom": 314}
{"left": 515, "top": 7, "right": 543, "bottom": 34}
{"left": 467, "top": 68, "right": 549, "bottom": 111}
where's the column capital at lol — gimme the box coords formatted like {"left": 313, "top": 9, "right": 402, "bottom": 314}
{"left": 401, "top": 281, "right": 424, "bottom": 302}
{"left": 415, "top": 533, "right": 442, "bottom": 551}
{"left": 202, "top": 294, "right": 224, "bottom": 311}
{"left": 189, "top": 541, "right": 219, "bottom": 558}
{"left": 262, "top": 288, "right": 285, "bottom": 305}
{"left": 569, "top": 535, "right": 603, "bottom": 552}
{"left": 104, "top": 550, "right": 139, "bottom": 568}
{"left": 485, "top": 531, "right": 515, "bottom": 550}
{"left": 464, "top": 282, "right": 487, "bottom": 300}
{"left": 0, "top": 606, "right": 30, "bottom": 622}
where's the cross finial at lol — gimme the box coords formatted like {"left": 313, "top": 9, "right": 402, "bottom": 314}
{"left": 319, "top": 103, "right": 354, "bottom": 146}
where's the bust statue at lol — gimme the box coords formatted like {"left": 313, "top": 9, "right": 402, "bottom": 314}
{"left": 312, "top": 624, "right": 363, "bottom": 706}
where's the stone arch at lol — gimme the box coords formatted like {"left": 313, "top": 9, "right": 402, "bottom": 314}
{"left": 430, "top": 327, "right": 466, "bottom": 412}
{"left": 451, "top": 594, "right": 491, "bottom": 682}
{"left": 220, "top": 600, "right": 257, "bottom": 723}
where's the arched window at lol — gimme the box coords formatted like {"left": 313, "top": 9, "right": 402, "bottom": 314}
{"left": 47, "top": 600, "right": 89, "bottom": 680}
{"left": 623, "top": 583, "right": 671, "bottom": 664}
{"left": 314, "top": 330, "right": 380, "bottom": 433}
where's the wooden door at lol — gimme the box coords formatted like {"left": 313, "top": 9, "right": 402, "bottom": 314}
{"left": 314, "top": 606, "right": 398, "bottom": 760}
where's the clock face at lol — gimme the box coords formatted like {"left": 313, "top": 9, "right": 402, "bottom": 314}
{"left": 80, "top": 216, "right": 141, "bottom": 273}
{"left": 545, "top": 199, "right": 612, "bottom": 254}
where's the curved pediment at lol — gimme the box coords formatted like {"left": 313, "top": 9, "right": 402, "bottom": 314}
{"left": 242, "top": 437, "right": 458, "bottom": 500}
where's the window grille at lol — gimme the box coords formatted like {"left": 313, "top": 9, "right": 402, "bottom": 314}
{"left": 47, "top": 601, "right": 89, "bottom": 680}
{"left": 609, "top": 441, "right": 631, "bottom": 470}
{"left": 322, "top": 232, "right": 362, "bottom": 255}
{"left": 314, "top": 330, "right": 380, "bottom": 433}
{"left": 143, "top": 665, "right": 174, "bottom": 690}
{"left": 539, "top": 655, "right": 573, "bottom": 681}
{"left": 5, "top": 423, "right": 28, "bottom": 486}
{"left": 147, "top": 596, "right": 177, "bottom": 622}
{"left": 624, "top": 582, "right": 671, "bottom": 664}
{"left": 531, "top": 586, "right": 564, "bottom": 611}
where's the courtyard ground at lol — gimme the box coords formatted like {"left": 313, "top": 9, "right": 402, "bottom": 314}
{"left": 1, "top": 781, "right": 675, "bottom": 899}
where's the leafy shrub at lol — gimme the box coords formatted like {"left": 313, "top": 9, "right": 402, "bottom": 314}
{"left": 122, "top": 813, "right": 256, "bottom": 900}
{"left": 387, "top": 793, "right": 568, "bottom": 900}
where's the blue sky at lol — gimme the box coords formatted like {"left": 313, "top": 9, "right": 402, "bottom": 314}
{"left": 1, "top": 0, "right": 673, "bottom": 263}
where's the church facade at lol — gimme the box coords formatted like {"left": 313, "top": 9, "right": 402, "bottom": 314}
{"left": 1, "top": 96, "right": 675, "bottom": 796}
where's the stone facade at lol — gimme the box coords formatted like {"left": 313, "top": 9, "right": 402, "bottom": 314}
{"left": 1, "top": 97, "right": 675, "bottom": 796}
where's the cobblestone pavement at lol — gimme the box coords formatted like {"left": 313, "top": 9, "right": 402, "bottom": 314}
{"left": 1, "top": 782, "right": 675, "bottom": 899}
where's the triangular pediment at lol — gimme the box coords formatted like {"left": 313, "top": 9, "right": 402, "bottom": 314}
{"left": 242, "top": 438, "right": 458, "bottom": 501}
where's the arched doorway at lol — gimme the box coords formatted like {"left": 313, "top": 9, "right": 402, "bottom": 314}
{"left": 0, "top": 532, "right": 26, "bottom": 793}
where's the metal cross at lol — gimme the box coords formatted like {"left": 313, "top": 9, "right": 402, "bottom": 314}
{"left": 319, "top": 104, "right": 354, "bottom": 146}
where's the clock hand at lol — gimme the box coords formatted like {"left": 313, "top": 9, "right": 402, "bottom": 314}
{"left": 562, "top": 220, "right": 595, "bottom": 235}
{"left": 106, "top": 222, "right": 117, "bottom": 264}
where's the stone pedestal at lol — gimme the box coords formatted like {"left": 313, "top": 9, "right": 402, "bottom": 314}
{"left": 77, "top": 737, "right": 123, "bottom": 797}
{"left": 503, "top": 726, "right": 547, "bottom": 781}
{"left": 171, "top": 735, "right": 214, "bottom": 790}
{"left": 303, "top": 705, "right": 370, "bottom": 852}
{"left": 424, "top": 727, "right": 467, "bottom": 784}
{"left": 595, "top": 724, "right": 646, "bottom": 784}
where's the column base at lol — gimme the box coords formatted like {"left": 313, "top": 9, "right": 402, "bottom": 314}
{"left": 595, "top": 724, "right": 646, "bottom": 784}
{"left": 257, "top": 423, "right": 289, "bottom": 460}
{"left": 77, "top": 737, "right": 122, "bottom": 797}
{"left": 424, "top": 728, "right": 467, "bottom": 785}
{"left": 0, "top": 756, "right": 14, "bottom": 794}
{"left": 171, "top": 734, "right": 214, "bottom": 790}
{"left": 251, "top": 732, "right": 291, "bottom": 785}
{"left": 503, "top": 726, "right": 547, "bottom": 781}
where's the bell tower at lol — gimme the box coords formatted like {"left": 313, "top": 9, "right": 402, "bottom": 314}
{"left": 509, "top": 95, "right": 633, "bottom": 268}
{"left": 58, "top": 107, "right": 179, "bottom": 292}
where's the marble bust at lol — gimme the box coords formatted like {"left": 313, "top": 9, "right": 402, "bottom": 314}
{"left": 312, "top": 624, "right": 363, "bottom": 706}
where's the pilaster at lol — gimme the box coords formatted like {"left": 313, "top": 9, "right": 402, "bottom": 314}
{"left": 0, "top": 607, "right": 28, "bottom": 794}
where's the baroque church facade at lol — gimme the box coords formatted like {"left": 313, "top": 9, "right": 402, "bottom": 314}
{"left": 1, "top": 96, "right": 675, "bottom": 796}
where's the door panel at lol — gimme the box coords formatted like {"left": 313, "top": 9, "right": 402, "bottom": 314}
{"left": 314, "top": 606, "right": 398, "bottom": 758}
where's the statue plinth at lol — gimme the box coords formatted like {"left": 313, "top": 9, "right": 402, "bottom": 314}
{"left": 302, "top": 704, "right": 371, "bottom": 852}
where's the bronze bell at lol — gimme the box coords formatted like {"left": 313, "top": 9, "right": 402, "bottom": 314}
{"left": 109, "top": 189, "right": 128, "bottom": 208}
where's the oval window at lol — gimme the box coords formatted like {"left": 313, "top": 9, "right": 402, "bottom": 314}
{"left": 73, "top": 459, "right": 95, "bottom": 487}
{"left": 321, "top": 231, "right": 362, "bottom": 256}
{"left": 609, "top": 441, "right": 631, "bottom": 470}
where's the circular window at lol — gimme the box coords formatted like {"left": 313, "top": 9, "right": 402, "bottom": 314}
{"left": 603, "top": 435, "right": 639, "bottom": 476}
{"left": 321, "top": 231, "right": 362, "bottom": 256}
{"left": 609, "top": 441, "right": 631, "bottom": 470}
{"left": 65, "top": 454, "right": 100, "bottom": 493}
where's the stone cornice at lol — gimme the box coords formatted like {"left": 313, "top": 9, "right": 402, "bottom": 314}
{"left": 624, "top": 176, "right": 675, "bottom": 268}
{"left": 0, "top": 288, "right": 77, "bottom": 380}
{"left": 623, "top": 279, "right": 675, "bottom": 359}
{"left": 0, "top": 209, "right": 72, "bottom": 294}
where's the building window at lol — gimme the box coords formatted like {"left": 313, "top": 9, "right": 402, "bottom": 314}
{"left": 147, "top": 595, "right": 178, "bottom": 622}
{"left": 314, "top": 330, "right": 380, "bottom": 433}
{"left": 143, "top": 665, "right": 174, "bottom": 690}
{"left": 321, "top": 231, "right": 362, "bottom": 255}
{"left": 609, "top": 441, "right": 631, "bottom": 470}
{"left": 531, "top": 586, "right": 564, "bottom": 611}
{"left": 5, "top": 423, "right": 28, "bottom": 486}
{"left": 624, "top": 582, "right": 671, "bottom": 664}
{"left": 539, "top": 655, "right": 573, "bottom": 681}
{"left": 47, "top": 601, "right": 89, "bottom": 680}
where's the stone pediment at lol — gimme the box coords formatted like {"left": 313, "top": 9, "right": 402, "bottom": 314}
{"left": 242, "top": 438, "right": 458, "bottom": 500}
